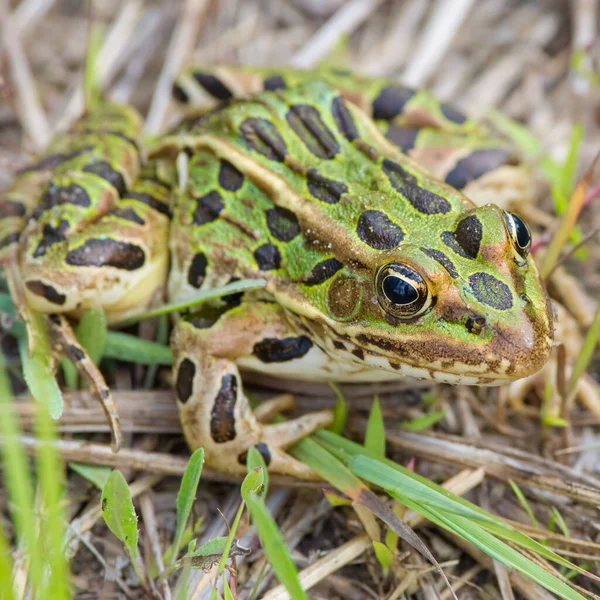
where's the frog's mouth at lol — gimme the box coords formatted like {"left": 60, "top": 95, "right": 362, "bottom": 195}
{"left": 341, "top": 316, "right": 554, "bottom": 386}
{"left": 305, "top": 303, "right": 554, "bottom": 386}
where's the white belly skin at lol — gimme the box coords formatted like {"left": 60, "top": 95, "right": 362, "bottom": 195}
{"left": 237, "top": 343, "right": 400, "bottom": 383}
{"left": 237, "top": 342, "right": 502, "bottom": 386}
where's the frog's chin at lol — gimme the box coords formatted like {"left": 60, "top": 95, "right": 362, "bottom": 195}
{"left": 340, "top": 351, "right": 523, "bottom": 386}
{"left": 338, "top": 310, "right": 555, "bottom": 385}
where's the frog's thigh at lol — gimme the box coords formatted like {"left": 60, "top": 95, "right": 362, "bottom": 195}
{"left": 172, "top": 301, "right": 333, "bottom": 477}
{"left": 21, "top": 207, "right": 169, "bottom": 323}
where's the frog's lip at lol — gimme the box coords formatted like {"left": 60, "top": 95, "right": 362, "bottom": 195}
{"left": 343, "top": 314, "right": 554, "bottom": 384}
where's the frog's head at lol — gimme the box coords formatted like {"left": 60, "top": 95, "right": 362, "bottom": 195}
{"left": 322, "top": 205, "right": 554, "bottom": 385}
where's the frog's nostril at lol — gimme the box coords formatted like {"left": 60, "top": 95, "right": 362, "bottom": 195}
{"left": 466, "top": 314, "right": 486, "bottom": 335}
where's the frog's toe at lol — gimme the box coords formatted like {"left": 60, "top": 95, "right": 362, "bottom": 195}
{"left": 253, "top": 394, "right": 296, "bottom": 422}
{"left": 265, "top": 449, "right": 321, "bottom": 480}
{"left": 261, "top": 410, "right": 334, "bottom": 448}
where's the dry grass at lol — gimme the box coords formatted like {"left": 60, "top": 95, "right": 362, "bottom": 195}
{"left": 1, "top": 0, "right": 600, "bottom": 598}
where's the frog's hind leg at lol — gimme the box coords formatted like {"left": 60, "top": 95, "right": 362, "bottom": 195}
{"left": 172, "top": 301, "right": 333, "bottom": 478}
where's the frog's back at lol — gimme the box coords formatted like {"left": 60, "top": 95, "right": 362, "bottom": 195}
{"left": 162, "top": 80, "right": 553, "bottom": 386}
{"left": 167, "top": 80, "right": 471, "bottom": 298}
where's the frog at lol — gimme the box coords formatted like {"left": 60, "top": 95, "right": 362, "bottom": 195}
{"left": 1, "top": 67, "right": 555, "bottom": 477}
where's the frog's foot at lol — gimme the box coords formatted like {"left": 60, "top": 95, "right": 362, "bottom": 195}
{"left": 47, "top": 313, "right": 122, "bottom": 451}
{"left": 172, "top": 302, "right": 334, "bottom": 478}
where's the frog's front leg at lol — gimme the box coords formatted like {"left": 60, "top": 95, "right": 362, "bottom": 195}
{"left": 172, "top": 301, "right": 334, "bottom": 478}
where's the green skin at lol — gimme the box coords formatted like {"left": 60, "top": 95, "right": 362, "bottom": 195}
{"left": 2, "top": 68, "right": 554, "bottom": 476}
{"left": 162, "top": 78, "right": 553, "bottom": 385}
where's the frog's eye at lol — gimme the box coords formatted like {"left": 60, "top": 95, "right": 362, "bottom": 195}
{"left": 376, "top": 262, "right": 431, "bottom": 319}
{"left": 503, "top": 211, "right": 531, "bottom": 258}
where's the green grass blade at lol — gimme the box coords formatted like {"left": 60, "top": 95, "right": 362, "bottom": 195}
{"left": 389, "top": 493, "right": 587, "bottom": 600}
{"left": 75, "top": 307, "right": 107, "bottom": 365}
{"left": 83, "top": 24, "right": 103, "bottom": 110}
{"left": 61, "top": 356, "right": 78, "bottom": 390}
{"left": 114, "top": 279, "right": 266, "bottom": 327}
{"left": 550, "top": 124, "right": 584, "bottom": 214}
{"left": 162, "top": 538, "right": 229, "bottom": 578}
{"left": 210, "top": 468, "right": 263, "bottom": 600}
{"left": 372, "top": 540, "right": 392, "bottom": 576}
{"left": 549, "top": 507, "right": 570, "bottom": 537}
{"left": 568, "top": 303, "right": 600, "bottom": 395}
{"left": 291, "top": 437, "right": 365, "bottom": 496}
{"left": 101, "top": 470, "right": 146, "bottom": 586}
{"left": 144, "top": 313, "right": 169, "bottom": 388}
{"left": 35, "top": 402, "right": 69, "bottom": 599}
{"left": 19, "top": 312, "right": 63, "bottom": 418}
{"left": 0, "top": 292, "right": 17, "bottom": 316}
{"left": 318, "top": 432, "right": 584, "bottom": 569}
{"left": 246, "top": 493, "right": 308, "bottom": 600}
{"left": 188, "top": 537, "right": 228, "bottom": 559}
{"left": 174, "top": 540, "right": 196, "bottom": 600}
{"left": 348, "top": 452, "right": 588, "bottom": 573}
{"left": 486, "top": 109, "right": 543, "bottom": 157}
{"left": 327, "top": 381, "right": 348, "bottom": 435}
{"left": 349, "top": 454, "right": 498, "bottom": 525}
{"left": 163, "top": 517, "right": 204, "bottom": 568}
{"left": 70, "top": 463, "right": 111, "bottom": 490}
{"left": 364, "top": 397, "right": 385, "bottom": 456}
{"left": 317, "top": 430, "right": 507, "bottom": 521}
{"left": 246, "top": 446, "right": 269, "bottom": 498}
{"left": 0, "top": 517, "right": 16, "bottom": 600}
{"left": 0, "top": 358, "right": 45, "bottom": 595}
{"left": 223, "top": 575, "right": 234, "bottom": 600}
{"left": 540, "top": 155, "right": 596, "bottom": 279}
{"left": 241, "top": 467, "right": 264, "bottom": 502}
{"left": 291, "top": 437, "right": 450, "bottom": 590}
{"left": 509, "top": 480, "right": 539, "bottom": 529}
{"left": 170, "top": 448, "right": 204, "bottom": 567}
{"left": 210, "top": 505, "right": 245, "bottom": 600}
{"left": 431, "top": 510, "right": 587, "bottom": 600}
{"left": 103, "top": 331, "right": 172, "bottom": 364}
{"left": 400, "top": 410, "right": 446, "bottom": 431}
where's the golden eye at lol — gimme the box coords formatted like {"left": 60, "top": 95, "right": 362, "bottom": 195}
{"left": 503, "top": 211, "right": 531, "bottom": 258}
{"left": 375, "top": 262, "right": 431, "bottom": 319}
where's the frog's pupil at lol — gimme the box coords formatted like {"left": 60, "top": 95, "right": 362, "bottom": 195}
{"left": 383, "top": 275, "right": 418, "bottom": 305}
{"left": 512, "top": 214, "right": 530, "bottom": 249}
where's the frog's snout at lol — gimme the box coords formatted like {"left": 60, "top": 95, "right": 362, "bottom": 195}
{"left": 490, "top": 306, "right": 554, "bottom": 381}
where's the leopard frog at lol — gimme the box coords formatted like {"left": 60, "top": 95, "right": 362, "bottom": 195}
{"left": 1, "top": 67, "right": 554, "bottom": 477}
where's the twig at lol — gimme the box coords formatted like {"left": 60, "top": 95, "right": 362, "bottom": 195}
{"left": 110, "top": 7, "right": 165, "bottom": 104}
{"left": 544, "top": 226, "right": 600, "bottom": 279}
{"left": 262, "top": 468, "right": 484, "bottom": 600}
{"left": 261, "top": 535, "right": 372, "bottom": 600}
{"left": 402, "top": 0, "right": 476, "bottom": 87}
{"left": 144, "top": 0, "right": 212, "bottom": 134}
{"left": 10, "top": 435, "right": 322, "bottom": 488}
{"left": 52, "top": 0, "right": 144, "bottom": 132}
{"left": 290, "top": 0, "right": 387, "bottom": 69}
{"left": 140, "top": 492, "right": 173, "bottom": 600}
{"left": 66, "top": 524, "right": 136, "bottom": 599}
{"left": 384, "top": 429, "right": 600, "bottom": 506}
{"left": 1, "top": 8, "right": 50, "bottom": 148}
{"left": 11, "top": 0, "right": 56, "bottom": 35}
